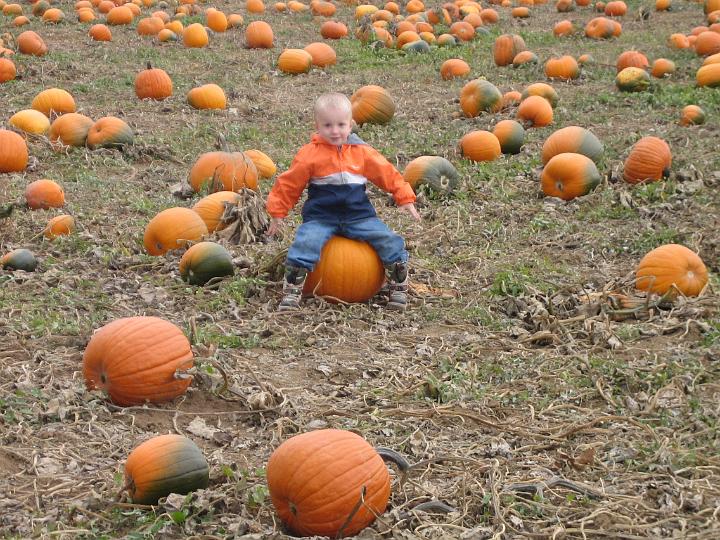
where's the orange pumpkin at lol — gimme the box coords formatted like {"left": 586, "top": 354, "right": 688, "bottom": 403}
{"left": 83, "top": 317, "right": 194, "bottom": 405}
{"left": 541, "top": 126, "right": 604, "bottom": 164}
{"left": 247, "top": 0, "right": 266, "bottom": 12}
{"left": 25, "top": 179, "right": 65, "bottom": 209}
{"left": 545, "top": 55, "right": 580, "bottom": 80}
{"left": 623, "top": 136, "right": 671, "bottom": 184}
{"left": 124, "top": 434, "right": 209, "bottom": 505}
{"left": 277, "top": 49, "right": 313, "bottom": 74}
{"left": 492, "top": 120, "right": 525, "bottom": 154}
{"left": 651, "top": 58, "right": 675, "bottom": 78}
{"left": 320, "top": 20, "right": 348, "bottom": 39}
{"left": 245, "top": 20, "right": 273, "bottom": 48}
{"left": 440, "top": 58, "right": 471, "bottom": 80}
{"left": 189, "top": 152, "right": 259, "bottom": 193}
{"left": 89, "top": 23, "right": 112, "bottom": 41}
{"left": 493, "top": 33, "right": 527, "bottom": 66}
{"left": 136, "top": 16, "right": 164, "bottom": 36}
{"left": 517, "top": 95, "right": 553, "bottom": 127}
{"left": 86, "top": 116, "right": 133, "bottom": 149}
{"left": 135, "top": 64, "right": 173, "bottom": 100}
{"left": 183, "top": 23, "right": 208, "bottom": 47}
{"left": 8, "top": 109, "right": 51, "bottom": 136}
{"left": 143, "top": 207, "right": 209, "bottom": 255}
{"left": 49, "top": 113, "right": 93, "bottom": 148}
{"left": 303, "top": 236, "right": 385, "bottom": 303}
{"left": 44, "top": 214, "right": 75, "bottom": 239}
{"left": 449, "top": 21, "right": 475, "bottom": 41}
{"left": 17, "top": 30, "right": 48, "bottom": 56}
{"left": 679, "top": 105, "right": 706, "bottom": 126}
{"left": 668, "top": 33, "right": 690, "bottom": 49}
{"left": 0, "top": 129, "right": 29, "bottom": 173}
{"left": 206, "top": 8, "right": 227, "bottom": 32}
{"left": 553, "top": 20, "right": 575, "bottom": 37}
{"left": 459, "top": 130, "right": 501, "bottom": 162}
{"left": 227, "top": 13, "right": 244, "bottom": 27}
{"left": 513, "top": 51, "right": 539, "bottom": 66}
{"left": 521, "top": 82, "right": 559, "bottom": 107}
{"left": 351, "top": 85, "right": 395, "bottom": 125}
{"left": 0, "top": 55, "right": 15, "bottom": 83}
{"left": 187, "top": 84, "right": 227, "bottom": 109}
{"left": 541, "top": 153, "right": 601, "bottom": 201}
{"left": 604, "top": 0, "right": 627, "bottom": 15}
{"left": 695, "top": 31, "right": 720, "bottom": 56}
{"left": 267, "top": 429, "right": 390, "bottom": 538}
{"left": 616, "top": 50, "right": 649, "bottom": 72}
{"left": 403, "top": 156, "right": 459, "bottom": 193}
{"left": 31, "top": 88, "right": 76, "bottom": 117}
{"left": 636, "top": 244, "right": 708, "bottom": 298}
{"left": 584, "top": 16, "right": 615, "bottom": 39}
{"left": 697, "top": 62, "right": 720, "bottom": 86}
{"left": 243, "top": 149, "right": 276, "bottom": 179}
{"left": 480, "top": 8, "right": 499, "bottom": 23}
{"left": 106, "top": 5, "right": 133, "bottom": 24}
{"left": 501, "top": 90, "right": 522, "bottom": 109}
{"left": 301, "top": 43, "right": 336, "bottom": 69}
{"left": 14, "top": 15, "right": 30, "bottom": 26}
{"left": 192, "top": 191, "right": 241, "bottom": 232}
{"left": 459, "top": 79, "right": 502, "bottom": 117}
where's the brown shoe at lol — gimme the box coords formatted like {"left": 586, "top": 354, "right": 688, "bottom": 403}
{"left": 278, "top": 266, "right": 307, "bottom": 312}
{"left": 385, "top": 261, "right": 408, "bottom": 311}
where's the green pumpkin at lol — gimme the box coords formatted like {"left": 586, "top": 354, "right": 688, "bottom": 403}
{"left": 179, "top": 241, "right": 234, "bottom": 286}
{"left": 493, "top": 120, "right": 525, "bottom": 155}
{"left": 403, "top": 156, "right": 459, "bottom": 194}
{"left": 0, "top": 248, "right": 38, "bottom": 272}
{"left": 402, "top": 40, "right": 431, "bottom": 53}
{"left": 616, "top": 67, "right": 651, "bottom": 92}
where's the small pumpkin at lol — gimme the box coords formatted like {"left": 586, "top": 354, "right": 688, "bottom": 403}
{"left": 49, "top": 113, "right": 94, "bottom": 148}
{"left": 616, "top": 67, "right": 650, "bottom": 92}
{"left": 651, "top": 58, "right": 675, "bottom": 78}
{"left": 157, "top": 29, "right": 178, "bottom": 43}
{"left": 8, "top": 109, "right": 50, "bottom": 136}
{"left": 554, "top": 20, "right": 575, "bottom": 36}
{"left": 512, "top": 51, "right": 539, "bottom": 67}
{"left": 0, "top": 129, "right": 29, "bottom": 173}
{"left": 187, "top": 84, "right": 227, "bottom": 110}
{"left": 31, "top": 88, "right": 76, "bottom": 117}
{"left": 403, "top": 156, "right": 459, "bottom": 193}
{"left": 623, "top": 136, "right": 671, "bottom": 184}
{"left": 304, "top": 42, "right": 337, "bottom": 67}
{"left": 192, "top": 191, "right": 241, "bottom": 232}
{"left": 459, "top": 79, "right": 502, "bottom": 117}
{"left": 179, "top": 241, "right": 234, "bottom": 286}
{"left": 245, "top": 20, "right": 273, "bottom": 48}
{"left": 492, "top": 120, "right": 525, "bottom": 155}
{"left": 17, "top": 30, "right": 48, "bottom": 56}
{"left": 89, "top": 23, "right": 112, "bottom": 41}
{"left": 459, "top": 130, "right": 502, "bottom": 162}
{"left": 25, "top": 179, "right": 65, "bottom": 209}
{"left": 351, "top": 85, "right": 395, "bottom": 125}
{"left": 86, "top": 116, "right": 134, "bottom": 149}
{"left": 0, "top": 57, "right": 15, "bottom": 83}
{"left": 189, "top": 152, "right": 259, "bottom": 193}
{"left": 206, "top": 9, "right": 227, "bottom": 32}
{"left": 521, "top": 83, "right": 559, "bottom": 107}
{"left": 493, "top": 33, "right": 527, "bottom": 66}
{"left": 401, "top": 40, "right": 431, "bottom": 54}
{"left": 636, "top": 244, "right": 708, "bottom": 298}
{"left": 320, "top": 20, "right": 348, "bottom": 39}
{"left": 616, "top": 50, "right": 649, "bottom": 72}
{"left": 679, "top": 105, "right": 706, "bottom": 126}
{"left": 303, "top": 236, "right": 385, "bottom": 303}
{"left": 604, "top": 0, "right": 627, "bottom": 16}
{"left": 44, "top": 214, "right": 75, "bottom": 239}
{"left": 501, "top": 91, "right": 522, "bottom": 109}
{"left": 243, "top": 149, "right": 276, "bottom": 179}
{"left": 517, "top": 95, "right": 553, "bottom": 128}
{"left": 541, "top": 126, "right": 604, "bottom": 165}
{"left": 278, "top": 49, "right": 313, "bottom": 74}
{"left": 144, "top": 207, "right": 208, "bottom": 256}
{"left": 135, "top": 63, "right": 173, "bottom": 100}
{"left": 584, "top": 16, "right": 615, "bottom": 39}
{"left": 106, "top": 5, "right": 133, "bottom": 24}
{"left": 183, "top": 23, "right": 208, "bottom": 48}
{"left": 124, "top": 434, "right": 209, "bottom": 505}
{"left": 267, "top": 429, "right": 390, "bottom": 538}
{"left": 541, "top": 153, "right": 601, "bottom": 201}
{"left": 247, "top": 0, "right": 266, "bottom": 12}
{"left": 0, "top": 248, "right": 37, "bottom": 272}
{"left": 545, "top": 55, "right": 580, "bottom": 80}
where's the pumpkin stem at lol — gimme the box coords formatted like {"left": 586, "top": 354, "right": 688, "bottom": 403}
{"left": 115, "top": 476, "right": 134, "bottom": 501}
{"left": 335, "top": 485, "right": 367, "bottom": 539}
{"left": 146, "top": 62, "right": 152, "bottom": 70}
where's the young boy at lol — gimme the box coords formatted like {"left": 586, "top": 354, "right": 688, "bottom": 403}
{"left": 266, "top": 92, "right": 421, "bottom": 311}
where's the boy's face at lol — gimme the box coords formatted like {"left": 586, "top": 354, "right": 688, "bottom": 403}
{"left": 315, "top": 107, "right": 352, "bottom": 146}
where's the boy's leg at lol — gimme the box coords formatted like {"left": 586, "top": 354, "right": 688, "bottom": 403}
{"left": 280, "top": 221, "right": 337, "bottom": 311}
{"left": 342, "top": 217, "right": 409, "bottom": 311}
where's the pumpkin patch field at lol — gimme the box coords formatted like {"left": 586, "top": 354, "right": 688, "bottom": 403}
{"left": 2, "top": 0, "right": 720, "bottom": 537}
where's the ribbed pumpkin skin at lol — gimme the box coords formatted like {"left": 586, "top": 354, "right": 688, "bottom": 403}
{"left": 187, "top": 84, "right": 227, "bottom": 110}
{"left": 245, "top": 20, "right": 274, "bottom": 48}
{"left": 189, "top": 152, "right": 259, "bottom": 193}
{"left": 0, "top": 248, "right": 38, "bottom": 271}
{"left": 493, "top": 33, "right": 527, "bottom": 66}
{"left": 144, "top": 208, "right": 208, "bottom": 256}
{"left": 9, "top": 110, "right": 50, "bottom": 136}
{"left": 545, "top": 55, "right": 580, "bottom": 80}
{"left": 541, "top": 126, "right": 604, "bottom": 165}
{"left": 49, "top": 113, "right": 94, "bottom": 148}
{"left": 89, "top": 24, "right": 112, "bottom": 42}
{"left": 0, "top": 129, "right": 29, "bottom": 173}
{"left": 192, "top": 191, "right": 241, "bottom": 232}
{"left": 521, "top": 83, "right": 559, "bottom": 107}
{"left": 303, "top": 236, "right": 385, "bottom": 303}
{"left": 459, "top": 79, "right": 502, "bottom": 117}
{"left": 696, "top": 63, "right": 720, "bottom": 87}
{"left": 17, "top": 30, "right": 48, "bottom": 56}
{"left": 459, "top": 130, "right": 501, "bottom": 162}
{"left": 493, "top": 120, "right": 525, "bottom": 155}
{"left": 304, "top": 42, "right": 337, "bottom": 67}
{"left": 351, "top": 85, "right": 395, "bottom": 125}
{"left": 125, "top": 434, "right": 209, "bottom": 505}
{"left": 636, "top": 244, "right": 708, "bottom": 298}
{"left": 83, "top": 317, "right": 194, "bottom": 406}
{"left": 243, "top": 149, "right": 276, "bottom": 179}
{"left": 680, "top": 105, "right": 706, "bottom": 126}
{"left": 267, "top": 429, "right": 390, "bottom": 538}
{"left": 517, "top": 96, "right": 553, "bottom": 128}
{"left": 440, "top": 58, "right": 470, "bottom": 80}
{"left": 623, "top": 137, "right": 671, "bottom": 184}
{"left": 25, "top": 179, "right": 65, "bottom": 209}
{"left": 278, "top": 49, "right": 313, "bottom": 74}
{"left": 616, "top": 67, "right": 651, "bottom": 92}
{"left": 403, "top": 156, "right": 459, "bottom": 193}
{"left": 86, "top": 116, "right": 134, "bottom": 149}
{"left": 320, "top": 20, "right": 348, "bottom": 39}
{"left": 44, "top": 214, "right": 75, "bottom": 239}
{"left": 135, "top": 66, "right": 173, "bottom": 100}
{"left": 179, "top": 241, "right": 234, "bottom": 286}
{"left": 616, "top": 51, "right": 649, "bottom": 72}
{"left": 541, "top": 153, "right": 601, "bottom": 201}
{"left": 31, "top": 88, "right": 76, "bottom": 117}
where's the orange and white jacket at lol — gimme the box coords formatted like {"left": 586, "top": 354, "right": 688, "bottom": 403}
{"left": 266, "top": 133, "right": 416, "bottom": 223}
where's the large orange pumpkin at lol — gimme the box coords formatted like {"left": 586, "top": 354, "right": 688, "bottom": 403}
{"left": 697, "top": 63, "right": 720, "bottom": 86}
{"left": 304, "top": 42, "right": 337, "bottom": 67}
{"left": 521, "top": 82, "right": 559, "bottom": 107}
{"left": 517, "top": 95, "right": 553, "bottom": 127}
{"left": 187, "top": 84, "right": 227, "bottom": 110}
{"left": 278, "top": 49, "right": 313, "bottom": 74}
{"left": 493, "top": 34, "right": 527, "bottom": 66}
{"left": 0, "top": 129, "right": 29, "bottom": 173}
{"left": 31, "top": 88, "right": 76, "bottom": 117}
{"left": 544, "top": 55, "right": 580, "bottom": 80}
{"left": 143, "top": 207, "right": 208, "bottom": 256}
{"left": 83, "top": 317, "right": 194, "bottom": 406}
{"left": 541, "top": 126, "right": 604, "bottom": 164}
{"left": 679, "top": 105, "right": 706, "bottom": 126}
{"left": 189, "top": 152, "right": 259, "bottom": 193}
{"left": 440, "top": 58, "right": 471, "bottom": 80}
{"left": 351, "top": 85, "right": 395, "bottom": 125}
{"left": 459, "top": 130, "right": 501, "bottom": 162}
{"left": 135, "top": 64, "right": 173, "bottom": 100}
{"left": 459, "top": 79, "right": 502, "bottom": 117}
{"left": 267, "top": 429, "right": 391, "bottom": 538}
{"left": 0, "top": 57, "right": 16, "bottom": 83}
{"left": 183, "top": 23, "right": 208, "bottom": 47}
{"left": 17, "top": 30, "right": 48, "bottom": 56}
{"left": 86, "top": 116, "right": 134, "bottom": 149}
{"left": 616, "top": 50, "right": 649, "bottom": 72}
{"left": 49, "top": 113, "right": 94, "bottom": 148}
{"left": 623, "top": 136, "right": 671, "bottom": 184}
{"left": 25, "top": 179, "right": 65, "bottom": 209}
{"left": 245, "top": 20, "right": 274, "bottom": 48}
{"left": 124, "top": 434, "right": 209, "bottom": 505}
{"left": 303, "top": 236, "right": 385, "bottom": 303}
{"left": 89, "top": 24, "right": 112, "bottom": 41}
{"left": 320, "top": 20, "right": 348, "bottom": 39}
{"left": 541, "top": 153, "right": 601, "bottom": 201}
{"left": 636, "top": 244, "right": 708, "bottom": 298}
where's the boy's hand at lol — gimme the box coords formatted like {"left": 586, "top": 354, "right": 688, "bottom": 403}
{"left": 266, "top": 217, "right": 284, "bottom": 237}
{"left": 399, "top": 203, "right": 421, "bottom": 221}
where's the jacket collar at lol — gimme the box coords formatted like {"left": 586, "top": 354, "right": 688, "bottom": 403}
{"left": 310, "top": 133, "right": 366, "bottom": 146}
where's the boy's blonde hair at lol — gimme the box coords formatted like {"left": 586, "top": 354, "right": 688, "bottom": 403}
{"left": 314, "top": 93, "right": 352, "bottom": 118}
